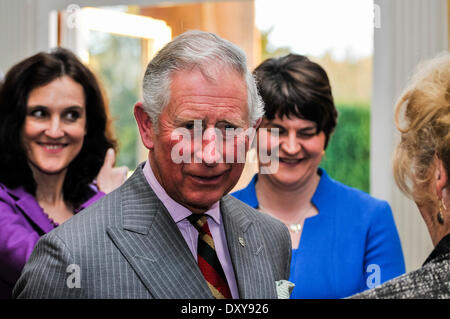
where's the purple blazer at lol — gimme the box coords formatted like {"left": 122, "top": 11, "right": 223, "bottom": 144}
{"left": 0, "top": 183, "right": 104, "bottom": 299}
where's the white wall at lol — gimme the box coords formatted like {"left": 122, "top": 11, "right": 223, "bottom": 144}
{"left": 0, "top": 0, "right": 36, "bottom": 73}
{"left": 372, "top": 0, "right": 448, "bottom": 271}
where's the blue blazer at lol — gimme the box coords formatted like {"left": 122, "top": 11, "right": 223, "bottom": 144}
{"left": 232, "top": 168, "right": 405, "bottom": 298}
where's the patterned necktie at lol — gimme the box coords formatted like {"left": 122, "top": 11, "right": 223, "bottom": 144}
{"left": 187, "top": 214, "right": 232, "bottom": 299}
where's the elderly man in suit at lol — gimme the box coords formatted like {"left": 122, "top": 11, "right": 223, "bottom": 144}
{"left": 13, "top": 30, "right": 291, "bottom": 299}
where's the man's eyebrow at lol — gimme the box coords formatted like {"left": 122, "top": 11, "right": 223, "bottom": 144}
{"left": 173, "top": 116, "right": 247, "bottom": 128}
{"left": 216, "top": 119, "right": 247, "bottom": 127}
{"left": 173, "top": 117, "right": 201, "bottom": 126}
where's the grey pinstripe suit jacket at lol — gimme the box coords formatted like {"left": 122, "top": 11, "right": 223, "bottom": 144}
{"left": 12, "top": 165, "right": 291, "bottom": 299}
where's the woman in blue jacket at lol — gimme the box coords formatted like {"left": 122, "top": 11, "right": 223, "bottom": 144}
{"left": 232, "top": 54, "right": 405, "bottom": 298}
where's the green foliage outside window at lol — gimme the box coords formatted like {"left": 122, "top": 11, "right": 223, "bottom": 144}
{"left": 320, "top": 104, "right": 370, "bottom": 193}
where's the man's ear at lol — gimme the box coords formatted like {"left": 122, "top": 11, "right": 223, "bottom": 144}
{"left": 247, "top": 118, "right": 263, "bottom": 150}
{"left": 134, "top": 102, "right": 155, "bottom": 150}
{"left": 435, "top": 156, "right": 448, "bottom": 199}
{"left": 253, "top": 117, "right": 263, "bottom": 130}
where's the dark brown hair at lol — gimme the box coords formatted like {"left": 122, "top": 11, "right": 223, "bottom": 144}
{"left": 0, "top": 47, "right": 117, "bottom": 208}
{"left": 254, "top": 54, "right": 337, "bottom": 148}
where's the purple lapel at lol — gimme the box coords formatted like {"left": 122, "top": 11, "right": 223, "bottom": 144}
{"left": 7, "top": 187, "right": 55, "bottom": 234}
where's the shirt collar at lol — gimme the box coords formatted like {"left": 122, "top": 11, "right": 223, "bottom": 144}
{"left": 142, "top": 160, "right": 221, "bottom": 225}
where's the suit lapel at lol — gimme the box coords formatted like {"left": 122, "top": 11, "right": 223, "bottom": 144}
{"left": 106, "top": 166, "right": 213, "bottom": 299}
{"left": 221, "top": 195, "right": 277, "bottom": 299}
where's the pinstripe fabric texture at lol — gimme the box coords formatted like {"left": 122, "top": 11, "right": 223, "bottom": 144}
{"left": 13, "top": 164, "right": 291, "bottom": 299}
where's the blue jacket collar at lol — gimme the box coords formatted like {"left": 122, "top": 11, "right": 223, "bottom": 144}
{"left": 239, "top": 168, "right": 336, "bottom": 216}
{"left": 311, "top": 168, "right": 336, "bottom": 216}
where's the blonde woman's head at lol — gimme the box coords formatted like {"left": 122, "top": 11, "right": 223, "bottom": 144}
{"left": 393, "top": 52, "right": 450, "bottom": 209}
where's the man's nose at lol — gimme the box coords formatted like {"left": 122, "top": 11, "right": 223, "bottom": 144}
{"left": 195, "top": 128, "right": 223, "bottom": 165}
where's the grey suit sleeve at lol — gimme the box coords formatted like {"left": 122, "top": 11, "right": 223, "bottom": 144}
{"left": 13, "top": 232, "right": 82, "bottom": 299}
{"left": 259, "top": 213, "right": 292, "bottom": 282}
{"left": 282, "top": 226, "right": 292, "bottom": 280}
{"left": 275, "top": 220, "right": 292, "bottom": 280}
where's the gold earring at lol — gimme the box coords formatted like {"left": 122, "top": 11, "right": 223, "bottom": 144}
{"left": 437, "top": 200, "right": 445, "bottom": 225}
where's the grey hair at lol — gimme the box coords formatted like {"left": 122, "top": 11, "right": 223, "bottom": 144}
{"left": 142, "top": 30, "right": 264, "bottom": 130}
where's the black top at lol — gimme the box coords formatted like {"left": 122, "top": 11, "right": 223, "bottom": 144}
{"left": 424, "top": 233, "right": 450, "bottom": 266}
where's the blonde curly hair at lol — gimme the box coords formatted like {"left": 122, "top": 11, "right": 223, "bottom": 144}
{"left": 393, "top": 52, "right": 450, "bottom": 208}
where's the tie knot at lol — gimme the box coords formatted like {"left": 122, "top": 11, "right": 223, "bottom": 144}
{"left": 187, "top": 214, "right": 209, "bottom": 234}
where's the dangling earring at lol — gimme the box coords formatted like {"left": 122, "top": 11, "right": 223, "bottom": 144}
{"left": 437, "top": 199, "right": 446, "bottom": 225}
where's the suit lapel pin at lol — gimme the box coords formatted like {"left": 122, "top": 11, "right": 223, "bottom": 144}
{"left": 238, "top": 237, "right": 245, "bottom": 247}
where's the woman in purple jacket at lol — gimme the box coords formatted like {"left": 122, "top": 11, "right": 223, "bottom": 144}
{"left": 0, "top": 48, "right": 128, "bottom": 298}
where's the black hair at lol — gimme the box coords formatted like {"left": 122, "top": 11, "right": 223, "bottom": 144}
{"left": 254, "top": 54, "right": 338, "bottom": 148}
